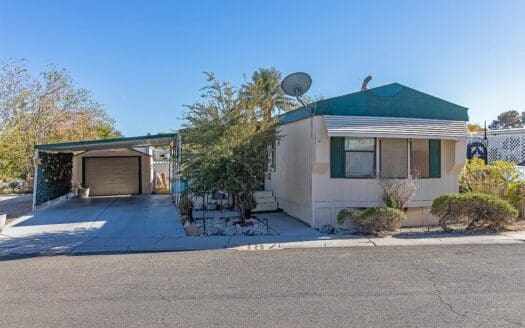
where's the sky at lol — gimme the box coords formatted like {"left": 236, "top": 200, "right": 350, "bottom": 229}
{"left": 1, "top": 0, "right": 524, "bottom": 136}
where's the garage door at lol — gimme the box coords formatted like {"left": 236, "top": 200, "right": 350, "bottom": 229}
{"left": 84, "top": 157, "right": 140, "bottom": 196}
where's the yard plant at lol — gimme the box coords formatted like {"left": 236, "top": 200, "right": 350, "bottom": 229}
{"left": 458, "top": 158, "right": 525, "bottom": 218}
{"left": 458, "top": 158, "right": 520, "bottom": 199}
{"left": 0, "top": 60, "right": 121, "bottom": 185}
{"left": 431, "top": 193, "right": 517, "bottom": 232}
{"left": 181, "top": 69, "right": 291, "bottom": 222}
{"left": 337, "top": 207, "right": 407, "bottom": 236}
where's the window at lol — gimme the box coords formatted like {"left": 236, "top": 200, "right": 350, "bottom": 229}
{"left": 380, "top": 139, "right": 408, "bottom": 178}
{"left": 330, "top": 137, "right": 441, "bottom": 179}
{"left": 410, "top": 139, "right": 429, "bottom": 178}
{"left": 344, "top": 138, "right": 375, "bottom": 178}
{"left": 268, "top": 141, "right": 276, "bottom": 171}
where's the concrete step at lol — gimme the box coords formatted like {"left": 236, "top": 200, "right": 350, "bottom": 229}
{"left": 253, "top": 196, "right": 276, "bottom": 203}
{"left": 253, "top": 202, "right": 278, "bottom": 212}
{"left": 253, "top": 191, "right": 278, "bottom": 212}
{"left": 253, "top": 191, "right": 274, "bottom": 198}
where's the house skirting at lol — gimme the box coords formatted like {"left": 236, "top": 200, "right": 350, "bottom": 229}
{"left": 276, "top": 200, "right": 439, "bottom": 229}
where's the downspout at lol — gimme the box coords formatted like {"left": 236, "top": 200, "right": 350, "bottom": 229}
{"left": 32, "top": 149, "right": 40, "bottom": 211}
{"left": 175, "top": 133, "right": 183, "bottom": 205}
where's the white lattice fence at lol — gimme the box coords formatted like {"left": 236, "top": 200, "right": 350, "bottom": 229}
{"left": 487, "top": 134, "right": 525, "bottom": 165}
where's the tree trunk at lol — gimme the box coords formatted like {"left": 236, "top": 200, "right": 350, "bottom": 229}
{"left": 235, "top": 192, "right": 252, "bottom": 224}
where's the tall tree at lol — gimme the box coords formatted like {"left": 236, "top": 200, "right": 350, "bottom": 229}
{"left": 182, "top": 73, "right": 278, "bottom": 221}
{"left": 0, "top": 60, "right": 121, "bottom": 182}
{"left": 488, "top": 110, "right": 522, "bottom": 129}
{"left": 241, "top": 67, "right": 294, "bottom": 121}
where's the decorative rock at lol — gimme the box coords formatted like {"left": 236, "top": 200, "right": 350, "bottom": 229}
{"left": 335, "top": 228, "right": 354, "bottom": 235}
{"left": 185, "top": 223, "right": 201, "bottom": 236}
{"left": 206, "top": 228, "right": 218, "bottom": 236}
{"left": 191, "top": 216, "right": 274, "bottom": 237}
{"left": 320, "top": 224, "right": 335, "bottom": 234}
{"left": 0, "top": 213, "right": 6, "bottom": 232}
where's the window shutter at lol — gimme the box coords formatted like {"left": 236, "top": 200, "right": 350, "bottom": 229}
{"left": 429, "top": 139, "right": 441, "bottom": 178}
{"left": 330, "top": 137, "right": 345, "bottom": 178}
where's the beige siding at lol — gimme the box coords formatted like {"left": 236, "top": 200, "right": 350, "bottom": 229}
{"left": 265, "top": 118, "right": 314, "bottom": 225}
{"left": 72, "top": 148, "right": 153, "bottom": 194}
{"left": 268, "top": 116, "right": 466, "bottom": 228}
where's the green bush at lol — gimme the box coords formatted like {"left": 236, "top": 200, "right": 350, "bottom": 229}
{"left": 506, "top": 181, "right": 525, "bottom": 209}
{"left": 458, "top": 158, "right": 520, "bottom": 198}
{"left": 338, "top": 207, "right": 407, "bottom": 236}
{"left": 505, "top": 181, "right": 525, "bottom": 218}
{"left": 431, "top": 193, "right": 517, "bottom": 232}
{"left": 383, "top": 192, "right": 398, "bottom": 209}
{"left": 336, "top": 209, "right": 352, "bottom": 225}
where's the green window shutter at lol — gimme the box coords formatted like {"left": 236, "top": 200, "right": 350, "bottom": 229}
{"left": 330, "top": 137, "right": 345, "bottom": 178}
{"left": 429, "top": 139, "right": 441, "bottom": 178}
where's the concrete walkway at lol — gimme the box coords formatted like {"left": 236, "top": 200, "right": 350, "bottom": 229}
{"left": 1, "top": 202, "right": 525, "bottom": 257}
{"left": 228, "top": 213, "right": 525, "bottom": 250}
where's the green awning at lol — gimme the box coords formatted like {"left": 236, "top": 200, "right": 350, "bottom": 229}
{"left": 35, "top": 133, "right": 177, "bottom": 152}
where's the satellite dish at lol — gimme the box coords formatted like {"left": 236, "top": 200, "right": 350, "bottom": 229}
{"left": 281, "top": 72, "right": 312, "bottom": 97}
{"left": 281, "top": 72, "right": 312, "bottom": 111}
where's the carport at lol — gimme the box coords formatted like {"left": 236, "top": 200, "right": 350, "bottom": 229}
{"left": 33, "top": 133, "right": 179, "bottom": 209}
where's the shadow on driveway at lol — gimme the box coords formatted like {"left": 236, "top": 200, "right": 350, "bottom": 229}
{"left": 0, "top": 195, "right": 185, "bottom": 260}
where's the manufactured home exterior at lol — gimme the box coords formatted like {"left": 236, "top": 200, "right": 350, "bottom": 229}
{"left": 265, "top": 83, "right": 470, "bottom": 228}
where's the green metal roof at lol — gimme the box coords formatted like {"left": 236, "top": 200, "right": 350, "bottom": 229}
{"left": 279, "top": 83, "right": 469, "bottom": 125}
{"left": 36, "top": 133, "right": 178, "bottom": 151}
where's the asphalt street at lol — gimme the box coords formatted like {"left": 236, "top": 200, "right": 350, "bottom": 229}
{"left": 1, "top": 245, "right": 524, "bottom": 327}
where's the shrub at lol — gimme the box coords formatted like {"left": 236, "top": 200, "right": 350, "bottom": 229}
{"left": 506, "top": 181, "right": 525, "bottom": 208}
{"left": 336, "top": 209, "right": 352, "bottom": 225}
{"left": 380, "top": 177, "right": 418, "bottom": 209}
{"left": 383, "top": 192, "right": 398, "bottom": 209}
{"left": 506, "top": 181, "right": 525, "bottom": 218}
{"left": 431, "top": 193, "right": 517, "bottom": 232}
{"left": 338, "top": 207, "right": 407, "bottom": 236}
{"left": 458, "top": 158, "right": 519, "bottom": 198}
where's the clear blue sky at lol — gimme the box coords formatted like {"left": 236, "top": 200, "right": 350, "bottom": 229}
{"left": 1, "top": 0, "right": 524, "bottom": 136}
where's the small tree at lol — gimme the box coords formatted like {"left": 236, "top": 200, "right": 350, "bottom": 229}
{"left": 182, "top": 72, "right": 279, "bottom": 223}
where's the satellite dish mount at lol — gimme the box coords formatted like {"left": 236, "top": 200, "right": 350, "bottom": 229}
{"left": 281, "top": 72, "right": 312, "bottom": 111}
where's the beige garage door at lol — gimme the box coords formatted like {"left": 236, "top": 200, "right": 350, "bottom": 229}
{"left": 84, "top": 157, "right": 140, "bottom": 196}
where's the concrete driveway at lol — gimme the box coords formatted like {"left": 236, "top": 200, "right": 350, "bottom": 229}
{"left": 0, "top": 195, "right": 185, "bottom": 255}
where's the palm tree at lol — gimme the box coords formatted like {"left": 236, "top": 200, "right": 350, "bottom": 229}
{"left": 241, "top": 67, "right": 295, "bottom": 121}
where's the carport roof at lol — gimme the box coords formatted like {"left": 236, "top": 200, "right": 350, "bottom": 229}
{"left": 35, "top": 133, "right": 177, "bottom": 152}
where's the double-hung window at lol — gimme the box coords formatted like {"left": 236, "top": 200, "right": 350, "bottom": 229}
{"left": 411, "top": 139, "right": 441, "bottom": 178}
{"left": 380, "top": 139, "right": 408, "bottom": 178}
{"left": 410, "top": 139, "right": 429, "bottom": 178}
{"left": 344, "top": 138, "right": 376, "bottom": 178}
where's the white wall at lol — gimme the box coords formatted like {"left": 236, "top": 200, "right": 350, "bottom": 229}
{"left": 72, "top": 148, "right": 153, "bottom": 194}
{"left": 265, "top": 118, "right": 315, "bottom": 225}
{"left": 268, "top": 116, "right": 466, "bottom": 228}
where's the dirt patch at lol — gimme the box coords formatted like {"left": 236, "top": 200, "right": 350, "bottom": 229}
{"left": 509, "top": 219, "right": 525, "bottom": 231}
{"left": 0, "top": 194, "right": 33, "bottom": 224}
{"left": 393, "top": 220, "right": 525, "bottom": 237}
